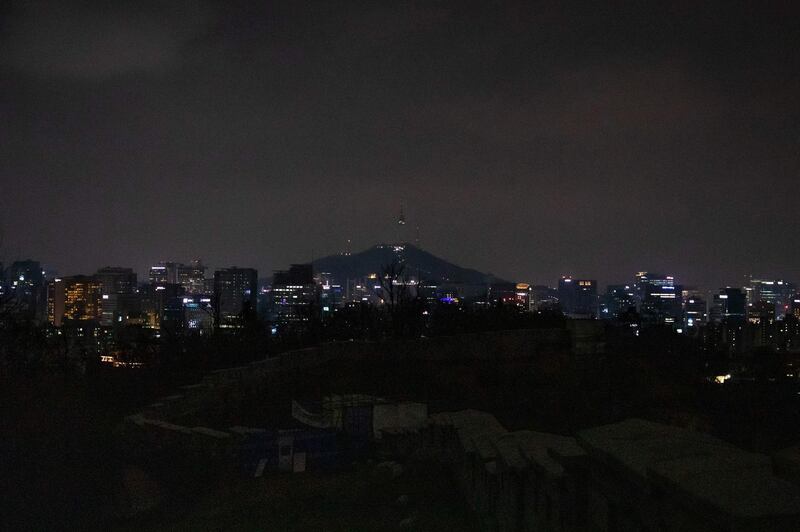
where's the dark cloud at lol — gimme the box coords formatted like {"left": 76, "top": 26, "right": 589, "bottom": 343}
{"left": 1, "top": 1, "right": 210, "bottom": 79}
{"left": 1, "top": 1, "right": 799, "bottom": 289}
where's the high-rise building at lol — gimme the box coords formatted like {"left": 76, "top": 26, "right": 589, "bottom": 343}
{"left": 62, "top": 275, "right": 103, "bottom": 322}
{"left": 320, "top": 283, "right": 344, "bottom": 318}
{"left": 514, "top": 283, "right": 534, "bottom": 311}
{"left": 270, "top": 264, "right": 317, "bottom": 331}
{"left": 488, "top": 282, "right": 519, "bottom": 306}
{"left": 149, "top": 263, "right": 176, "bottom": 285}
{"left": 531, "top": 285, "right": 559, "bottom": 311}
{"left": 47, "top": 278, "right": 65, "bottom": 326}
{"left": 140, "top": 283, "right": 185, "bottom": 330}
{"left": 790, "top": 295, "right": 800, "bottom": 321}
{"left": 558, "top": 277, "right": 598, "bottom": 318}
{"left": 177, "top": 260, "right": 207, "bottom": 294}
{"left": 150, "top": 260, "right": 208, "bottom": 295}
{"left": 96, "top": 267, "right": 137, "bottom": 295}
{"left": 203, "top": 277, "right": 215, "bottom": 294}
{"left": 604, "top": 284, "right": 636, "bottom": 320}
{"left": 634, "top": 272, "right": 682, "bottom": 327}
{"left": 710, "top": 287, "right": 747, "bottom": 323}
{"left": 7, "top": 260, "right": 47, "bottom": 321}
{"left": 181, "top": 294, "right": 214, "bottom": 333}
{"left": 747, "top": 299, "right": 776, "bottom": 325}
{"left": 316, "top": 270, "right": 345, "bottom": 318}
{"left": 681, "top": 288, "right": 707, "bottom": 329}
{"left": 214, "top": 267, "right": 258, "bottom": 329}
{"left": 707, "top": 288, "right": 750, "bottom": 354}
{"left": 745, "top": 278, "right": 796, "bottom": 319}
{"left": 95, "top": 267, "right": 138, "bottom": 326}
{"left": 344, "top": 277, "right": 381, "bottom": 305}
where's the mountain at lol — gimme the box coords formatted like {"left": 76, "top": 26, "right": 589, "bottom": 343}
{"left": 312, "top": 243, "right": 507, "bottom": 285}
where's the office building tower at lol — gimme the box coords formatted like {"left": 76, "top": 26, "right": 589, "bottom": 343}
{"left": 746, "top": 278, "right": 796, "bottom": 319}
{"left": 181, "top": 294, "right": 214, "bottom": 333}
{"left": 7, "top": 260, "right": 46, "bottom": 321}
{"left": 149, "top": 263, "right": 174, "bottom": 285}
{"left": 558, "top": 277, "right": 599, "bottom": 318}
{"left": 177, "top": 260, "right": 207, "bottom": 294}
{"left": 96, "top": 267, "right": 137, "bottom": 295}
{"left": 710, "top": 287, "right": 747, "bottom": 323}
{"left": 681, "top": 288, "right": 707, "bottom": 329}
{"left": 95, "top": 267, "right": 138, "bottom": 326}
{"left": 47, "top": 278, "right": 65, "bottom": 326}
{"left": 62, "top": 275, "right": 103, "bottom": 322}
{"left": 604, "top": 284, "right": 637, "bottom": 320}
{"left": 515, "top": 283, "right": 534, "bottom": 311}
{"left": 634, "top": 272, "right": 683, "bottom": 327}
{"left": 270, "top": 264, "right": 317, "bottom": 330}
{"left": 140, "top": 283, "right": 185, "bottom": 330}
{"left": 488, "top": 282, "right": 519, "bottom": 306}
{"left": 531, "top": 285, "right": 559, "bottom": 311}
{"left": 214, "top": 267, "right": 258, "bottom": 329}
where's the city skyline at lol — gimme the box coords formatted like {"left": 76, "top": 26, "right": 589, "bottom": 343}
{"left": 5, "top": 240, "right": 800, "bottom": 298}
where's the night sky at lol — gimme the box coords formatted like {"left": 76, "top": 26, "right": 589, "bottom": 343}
{"left": 1, "top": 1, "right": 799, "bottom": 289}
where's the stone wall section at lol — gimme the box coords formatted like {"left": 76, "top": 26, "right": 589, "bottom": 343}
{"left": 118, "top": 329, "right": 567, "bottom": 465}
{"left": 116, "top": 328, "right": 800, "bottom": 530}
{"left": 388, "top": 412, "right": 800, "bottom": 532}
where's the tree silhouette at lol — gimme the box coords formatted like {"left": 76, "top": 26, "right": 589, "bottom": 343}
{"left": 377, "top": 258, "right": 409, "bottom": 313}
{"left": 377, "top": 258, "right": 426, "bottom": 337}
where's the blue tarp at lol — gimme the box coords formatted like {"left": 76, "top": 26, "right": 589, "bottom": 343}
{"left": 238, "top": 428, "right": 340, "bottom": 474}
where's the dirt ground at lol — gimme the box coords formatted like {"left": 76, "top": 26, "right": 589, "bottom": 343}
{"left": 114, "top": 460, "right": 480, "bottom": 531}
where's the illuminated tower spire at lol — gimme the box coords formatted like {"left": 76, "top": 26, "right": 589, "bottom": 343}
{"left": 396, "top": 202, "right": 407, "bottom": 244}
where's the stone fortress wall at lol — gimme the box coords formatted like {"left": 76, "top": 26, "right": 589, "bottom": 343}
{"left": 117, "top": 325, "right": 800, "bottom": 530}
{"left": 117, "top": 328, "right": 569, "bottom": 464}
{"left": 383, "top": 411, "right": 800, "bottom": 531}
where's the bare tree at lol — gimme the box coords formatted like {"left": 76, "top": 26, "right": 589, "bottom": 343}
{"left": 378, "top": 258, "right": 418, "bottom": 337}
{"left": 377, "top": 259, "right": 409, "bottom": 311}
{"left": 0, "top": 227, "right": 20, "bottom": 323}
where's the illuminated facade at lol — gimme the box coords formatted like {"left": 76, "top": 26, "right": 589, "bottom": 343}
{"left": 344, "top": 277, "right": 381, "bottom": 305}
{"left": 148, "top": 263, "right": 174, "bottom": 284}
{"left": 182, "top": 294, "right": 214, "bottom": 333}
{"left": 515, "top": 283, "right": 533, "bottom": 311}
{"left": 604, "top": 284, "right": 636, "bottom": 319}
{"left": 316, "top": 272, "right": 344, "bottom": 317}
{"left": 745, "top": 278, "right": 796, "bottom": 319}
{"left": 177, "top": 260, "right": 207, "bottom": 294}
{"left": 62, "top": 275, "right": 103, "bottom": 322}
{"left": 634, "top": 272, "right": 682, "bottom": 327}
{"left": 149, "top": 260, "right": 207, "bottom": 294}
{"left": 791, "top": 296, "right": 800, "bottom": 321}
{"left": 681, "top": 288, "right": 707, "bottom": 329}
{"left": 270, "top": 264, "right": 316, "bottom": 330}
{"left": 7, "top": 260, "right": 47, "bottom": 322}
